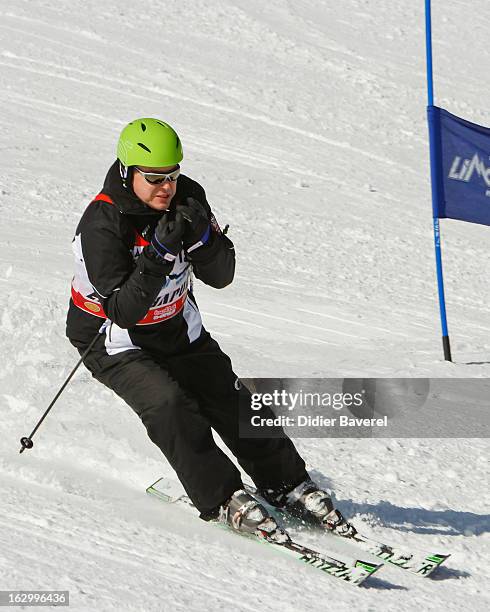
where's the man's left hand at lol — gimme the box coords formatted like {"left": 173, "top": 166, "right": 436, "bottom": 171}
{"left": 177, "top": 197, "right": 211, "bottom": 252}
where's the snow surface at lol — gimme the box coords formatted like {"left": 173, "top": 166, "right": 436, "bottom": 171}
{"left": 0, "top": 0, "right": 489, "bottom": 610}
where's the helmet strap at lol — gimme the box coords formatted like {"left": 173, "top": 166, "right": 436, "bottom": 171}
{"left": 119, "top": 161, "right": 130, "bottom": 189}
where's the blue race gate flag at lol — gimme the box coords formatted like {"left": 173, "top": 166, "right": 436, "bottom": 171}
{"left": 428, "top": 106, "right": 490, "bottom": 225}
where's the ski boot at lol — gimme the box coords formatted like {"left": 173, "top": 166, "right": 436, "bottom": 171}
{"left": 219, "top": 489, "right": 290, "bottom": 543}
{"left": 266, "top": 479, "right": 357, "bottom": 538}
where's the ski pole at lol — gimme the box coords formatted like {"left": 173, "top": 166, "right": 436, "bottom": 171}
{"left": 19, "top": 331, "right": 101, "bottom": 454}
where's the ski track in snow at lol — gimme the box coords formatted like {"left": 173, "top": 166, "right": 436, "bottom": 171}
{"left": 1, "top": 1, "right": 490, "bottom": 610}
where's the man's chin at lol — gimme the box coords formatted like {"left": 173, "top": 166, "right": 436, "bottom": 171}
{"left": 148, "top": 197, "right": 171, "bottom": 210}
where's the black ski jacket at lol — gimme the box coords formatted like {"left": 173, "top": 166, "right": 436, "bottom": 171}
{"left": 66, "top": 161, "right": 235, "bottom": 357}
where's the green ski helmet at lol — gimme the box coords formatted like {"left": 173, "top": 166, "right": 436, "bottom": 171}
{"left": 117, "top": 118, "right": 183, "bottom": 168}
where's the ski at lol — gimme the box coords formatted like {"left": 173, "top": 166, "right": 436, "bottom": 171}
{"left": 146, "top": 478, "right": 382, "bottom": 587}
{"left": 246, "top": 485, "right": 450, "bottom": 578}
{"left": 331, "top": 531, "right": 449, "bottom": 577}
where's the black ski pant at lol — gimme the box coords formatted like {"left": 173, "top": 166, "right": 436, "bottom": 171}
{"left": 79, "top": 334, "right": 308, "bottom": 514}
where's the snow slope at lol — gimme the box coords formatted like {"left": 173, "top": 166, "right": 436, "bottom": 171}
{"left": 0, "top": 1, "right": 489, "bottom": 610}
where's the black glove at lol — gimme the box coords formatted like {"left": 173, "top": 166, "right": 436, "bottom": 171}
{"left": 149, "top": 210, "right": 185, "bottom": 262}
{"left": 176, "top": 197, "right": 211, "bottom": 252}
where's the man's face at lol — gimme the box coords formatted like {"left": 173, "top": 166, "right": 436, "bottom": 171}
{"left": 132, "top": 165, "right": 179, "bottom": 211}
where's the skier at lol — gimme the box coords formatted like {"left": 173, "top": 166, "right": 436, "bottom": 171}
{"left": 66, "top": 118, "right": 353, "bottom": 541}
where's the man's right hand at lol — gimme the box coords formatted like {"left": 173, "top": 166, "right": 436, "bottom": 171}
{"left": 150, "top": 210, "right": 185, "bottom": 262}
